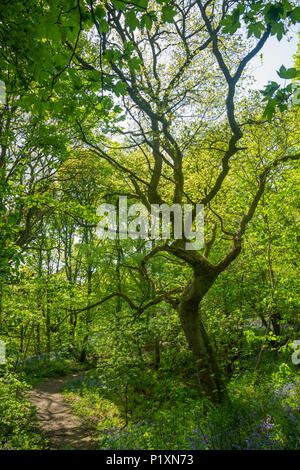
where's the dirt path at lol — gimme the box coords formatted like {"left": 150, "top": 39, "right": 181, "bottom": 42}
{"left": 27, "top": 372, "right": 98, "bottom": 450}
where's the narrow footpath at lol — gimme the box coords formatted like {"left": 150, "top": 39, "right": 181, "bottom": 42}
{"left": 28, "top": 373, "right": 97, "bottom": 450}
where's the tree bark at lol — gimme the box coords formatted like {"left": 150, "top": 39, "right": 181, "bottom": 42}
{"left": 178, "top": 273, "right": 228, "bottom": 403}
{"left": 154, "top": 337, "right": 160, "bottom": 370}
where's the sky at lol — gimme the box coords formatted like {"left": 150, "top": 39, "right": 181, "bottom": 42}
{"left": 250, "top": 27, "right": 299, "bottom": 90}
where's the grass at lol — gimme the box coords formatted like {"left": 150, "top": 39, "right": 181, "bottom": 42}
{"left": 22, "top": 357, "right": 90, "bottom": 385}
{"left": 0, "top": 373, "right": 49, "bottom": 450}
{"left": 61, "top": 351, "right": 300, "bottom": 450}
{"left": 1, "top": 349, "right": 299, "bottom": 450}
{"left": 0, "top": 355, "right": 90, "bottom": 449}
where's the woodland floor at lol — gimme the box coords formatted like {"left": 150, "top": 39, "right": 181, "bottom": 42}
{"left": 27, "top": 373, "right": 98, "bottom": 450}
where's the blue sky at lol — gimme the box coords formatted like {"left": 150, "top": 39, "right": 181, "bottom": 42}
{"left": 251, "top": 28, "right": 299, "bottom": 89}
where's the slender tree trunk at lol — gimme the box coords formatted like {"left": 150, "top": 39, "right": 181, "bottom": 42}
{"left": 0, "top": 281, "right": 3, "bottom": 323}
{"left": 265, "top": 210, "right": 281, "bottom": 337}
{"left": 17, "top": 323, "right": 34, "bottom": 398}
{"left": 35, "top": 324, "right": 41, "bottom": 354}
{"left": 154, "top": 337, "right": 160, "bottom": 370}
{"left": 79, "top": 228, "right": 93, "bottom": 363}
{"left": 20, "top": 325, "right": 24, "bottom": 353}
{"left": 115, "top": 235, "right": 122, "bottom": 323}
{"left": 46, "top": 303, "right": 51, "bottom": 354}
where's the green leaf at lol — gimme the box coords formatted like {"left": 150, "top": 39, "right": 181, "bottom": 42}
{"left": 247, "top": 22, "right": 265, "bottom": 38}
{"left": 128, "top": 57, "right": 142, "bottom": 73}
{"left": 264, "top": 4, "right": 284, "bottom": 22}
{"left": 221, "top": 5, "right": 244, "bottom": 34}
{"left": 111, "top": 0, "right": 127, "bottom": 11}
{"left": 113, "top": 105, "right": 123, "bottom": 114}
{"left": 161, "top": 5, "right": 177, "bottom": 23}
{"left": 277, "top": 65, "right": 299, "bottom": 80}
{"left": 68, "top": 68, "right": 82, "bottom": 89}
{"left": 125, "top": 10, "right": 140, "bottom": 32}
{"left": 250, "top": 1, "right": 264, "bottom": 14}
{"left": 64, "top": 8, "right": 80, "bottom": 28}
{"left": 260, "top": 81, "right": 280, "bottom": 98}
{"left": 282, "top": 0, "right": 292, "bottom": 10}
{"left": 99, "top": 20, "right": 109, "bottom": 34}
{"left": 270, "top": 22, "right": 285, "bottom": 41}
{"left": 289, "top": 6, "right": 300, "bottom": 23}
{"left": 102, "top": 96, "right": 114, "bottom": 109}
{"left": 221, "top": 16, "right": 240, "bottom": 34}
{"left": 135, "top": 0, "right": 148, "bottom": 10}
{"left": 141, "top": 13, "right": 152, "bottom": 30}
{"left": 114, "top": 81, "right": 127, "bottom": 96}
{"left": 263, "top": 100, "right": 276, "bottom": 120}
{"left": 88, "top": 70, "right": 102, "bottom": 82}
{"left": 94, "top": 5, "right": 106, "bottom": 20}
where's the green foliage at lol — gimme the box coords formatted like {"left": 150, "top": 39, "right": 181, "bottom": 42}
{"left": 221, "top": 1, "right": 300, "bottom": 40}
{"left": 0, "top": 372, "right": 48, "bottom": 449}
{"left": 277, "top": 65, "right": 300, "bottom": 79}
{"left": 60, "top": 354, "right": 300, "bottom": 450}
{"left": 161, "top": 5, "right": 177, "bottom": 23}
{"left": 0, "top": 0, "right": 299, "bottom": 450}
{"left": 114, "top": 81, "right": 128, "bottom": 96}
{"left": 22, "top": 357, "right": 86, "bottom": 384}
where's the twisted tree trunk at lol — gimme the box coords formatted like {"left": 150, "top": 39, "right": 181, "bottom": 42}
{"left": 178, "top": 273, "right": 228, "bottom": 403}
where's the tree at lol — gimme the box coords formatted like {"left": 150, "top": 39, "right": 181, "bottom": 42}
{"left": 66, "top": 0, "right": 300, "bottom": 402}
{"left": 1, "top": 0, "right": 299, "bottom": 403}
